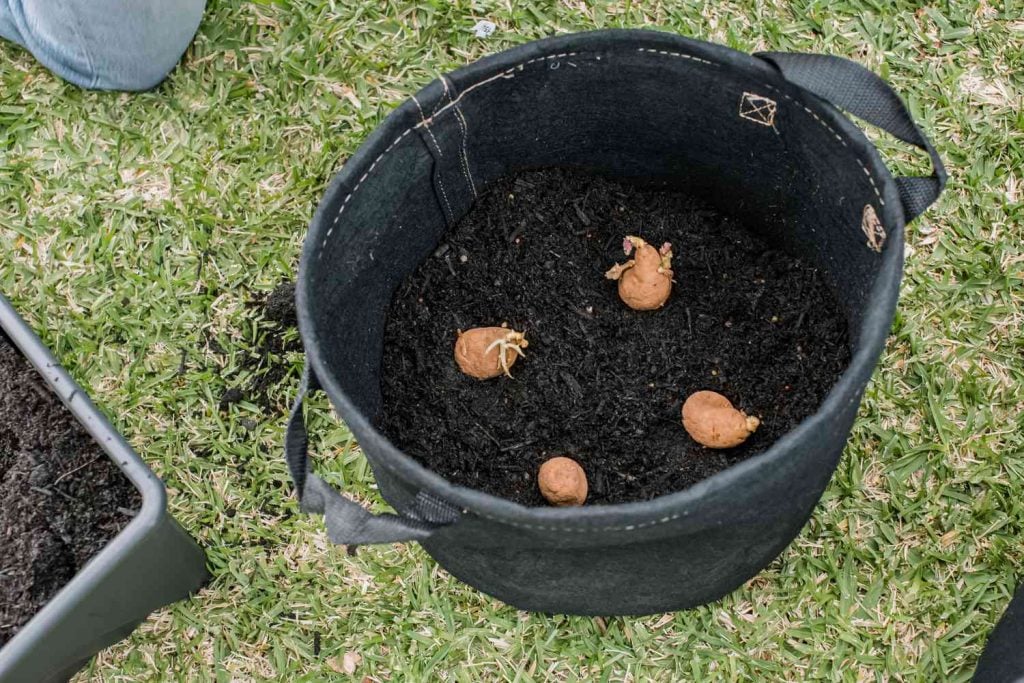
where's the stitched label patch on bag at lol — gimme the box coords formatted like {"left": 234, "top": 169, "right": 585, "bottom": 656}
{"left": 862, "top": 204, "right": 886, "bottom": 252}
{"left": 739, "top": 92, "right": 777, "bottom": 126}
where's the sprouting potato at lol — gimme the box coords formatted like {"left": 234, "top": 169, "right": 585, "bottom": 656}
{"left": 454, "top": 326, "right": 528, "bottom": 379}
{"left": 681, "top": 390, "right": 760, "bottom": 449}
{"left": 538, "top": 456, "right": 588, "bottom": 506}
{"left": 605, "top": 236, "right": 674, "bottom": 310}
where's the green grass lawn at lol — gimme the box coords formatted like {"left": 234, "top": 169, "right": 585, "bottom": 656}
{"left": 2, "top": 1, "right": 1022, "bottom": 680}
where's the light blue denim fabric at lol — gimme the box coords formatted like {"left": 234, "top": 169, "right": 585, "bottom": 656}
{"left": 0, "top": 0, "right": 205, "bottom": 91}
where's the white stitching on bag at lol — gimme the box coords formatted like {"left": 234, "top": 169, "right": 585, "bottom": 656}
{"left": 469, "top": 510, "right": 685, "bottom": 532}
{"left": 432, "top": 76, "right": 479, "bottom": 201}
{"left": 435, "top": 75, "right": 453, "bottom": 114}
{"left": 412, "top": 95, "right": 444, "bottom": 158}
{"left": 739, "top": 92, "right": 777, "bottom": 126}
{"left": 452, "top": 104, "right": 479, "bottom": 200}
{"left": 315, "top": 126, "right": 413, "bottom": 261}
{"left": 438, "top": 74, "right": 478, "bottom": 200}
{"left": 412, "top": 95, "right": 455, "bottom": 221}
{"left": 636, "top": 47, "right": 714, "bottom": 66}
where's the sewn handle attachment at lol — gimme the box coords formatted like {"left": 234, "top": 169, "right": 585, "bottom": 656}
{"left": 755, "top": 52, "right": 946, "bottom": 222}
{"left": 286, "top": 365, "right": 456, "bottom": 545}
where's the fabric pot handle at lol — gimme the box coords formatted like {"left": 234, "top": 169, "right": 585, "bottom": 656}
{"left": 755, "top": 52, "right": 947, "bottom": 222}
{"left": 285, "top": 365, "right": 459, "bottom": 545}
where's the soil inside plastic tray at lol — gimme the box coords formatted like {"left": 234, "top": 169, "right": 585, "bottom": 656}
{"left": 377, "top": 168, "right": 851, "bottom": 506}
{"left": 0, "top": 331, "right": 140, "bottom": 647}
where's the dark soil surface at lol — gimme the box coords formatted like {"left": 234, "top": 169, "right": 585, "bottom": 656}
{"left": 0, "top": 332, "right": 140, "bottom": 646}
{"left": 377, "top": 168, "right": 851, "bottom": 506}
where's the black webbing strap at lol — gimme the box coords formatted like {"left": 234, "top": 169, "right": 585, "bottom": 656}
{"left": 286, "top": 365, "right": 459, "bottom": 545}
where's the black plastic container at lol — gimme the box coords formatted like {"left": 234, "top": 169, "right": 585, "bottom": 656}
{"left": 286, "top": 30, "right": 945, "bottom": 615}
{"left": 0, "top": 293, "right": 209, "bottom": 683}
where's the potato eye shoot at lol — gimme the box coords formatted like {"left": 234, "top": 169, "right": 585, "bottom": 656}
{"left": 605, "top": 235, "right": 674, "bottom": 310}
{"left": 454, "top": 326, "right": 529, "bottom": 380}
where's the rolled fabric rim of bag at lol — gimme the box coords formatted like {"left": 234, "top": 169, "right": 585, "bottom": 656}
{"left": 285, "top": 29, "right": 946, "bottom": 615}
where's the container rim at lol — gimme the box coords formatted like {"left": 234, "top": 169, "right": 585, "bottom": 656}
{"left": 298, "top": 28, "right": 907, "bottom": 529}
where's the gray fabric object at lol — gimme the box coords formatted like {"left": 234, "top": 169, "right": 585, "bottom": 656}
{"left": 0, "top": 0, "right": 205, "bottom": 91}
{"left": 287, "top": 30, "right": 945, "bottom": 615}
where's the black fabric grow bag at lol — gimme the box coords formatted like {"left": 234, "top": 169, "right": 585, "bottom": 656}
{"left": 287, "top": 30, "right": 945, "bottom": 615}
{"left": 0, "top": 293, "right": 209, "bottom": 682}
{"left": 975, "top": 584, "right": 1024, "bottom": 682}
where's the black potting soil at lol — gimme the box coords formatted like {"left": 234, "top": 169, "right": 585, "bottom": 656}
{"left": 0, "top": 333, "right": 140, "bottom": 646}
{"left": 376, "top": 168, "right": 851, "bottom": 506}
